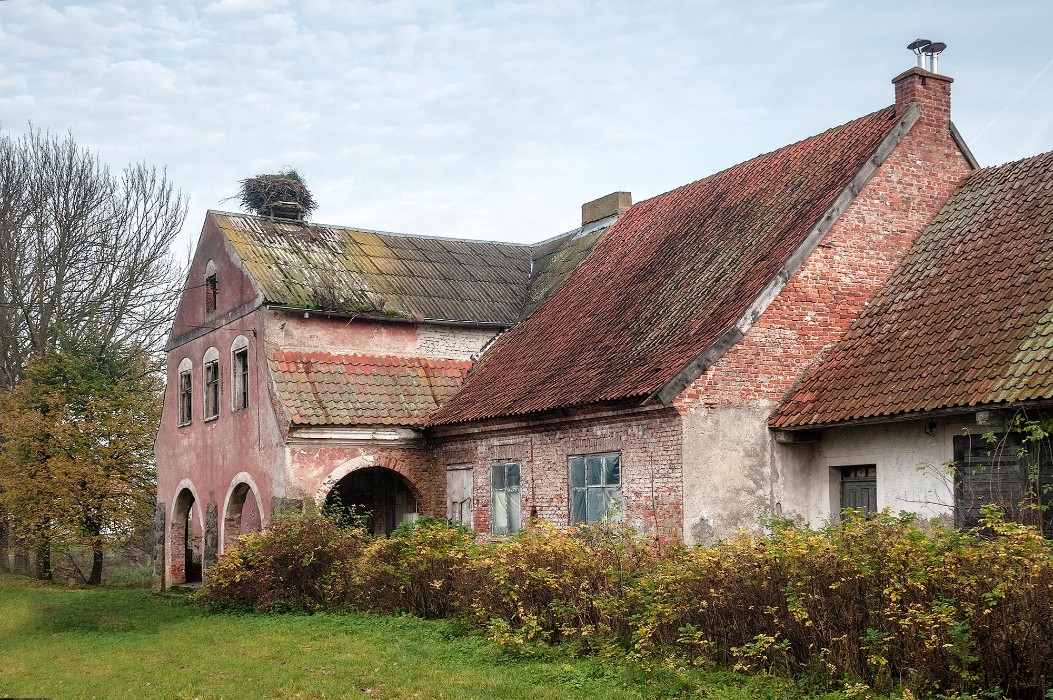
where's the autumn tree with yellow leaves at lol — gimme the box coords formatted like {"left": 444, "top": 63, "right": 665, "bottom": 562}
{"left": 0, "top": 341, "right": 160, "bottom": 583}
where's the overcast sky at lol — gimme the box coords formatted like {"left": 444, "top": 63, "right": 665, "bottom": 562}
{"left": 2, "top": 1, "right": 1051, "bottom": 251}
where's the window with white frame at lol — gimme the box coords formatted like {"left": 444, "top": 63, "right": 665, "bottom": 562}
{"left": 231, "top": 336, "right": 249, "bottom": 411}
{"left": 177, "top": 357, "right": 193, "bottom": 426}
{"left": 569, "top": 452, "right": 621, "bottom": 525}
{"left": 490, "top": 462, "right": 521, "bottom": 535}
{"left": 203, "top": 347, "right": 220, "bottom": 420}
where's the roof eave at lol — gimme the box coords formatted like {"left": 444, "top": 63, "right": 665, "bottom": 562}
{"left": 770, "top": 397, "right": 1053, "bottom": 432}
{"left": 264, "top": 303, "right": 512, "bottom": 329}
{"left": 647, "top": 103, "right": 922, "bottom": 407}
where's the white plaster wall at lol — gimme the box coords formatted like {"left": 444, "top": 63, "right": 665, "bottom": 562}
{"left": 682, "top": 404, "right": 776, "bottom": 544}
{"left": 776, "top": 418, "right": 981, "bottom": 528}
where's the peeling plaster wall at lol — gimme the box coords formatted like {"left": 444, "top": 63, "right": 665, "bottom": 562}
{"left": 266, "top": 311, "right": 498, "bottom": 360}
{"left": 778, "top": 418, "right": 972, "bottom": 527}
{"left": 681, "top": 405, "right": 776, "bottom": 544}
{"left": 284, "top": 443, "right": 440, "bottom": 516}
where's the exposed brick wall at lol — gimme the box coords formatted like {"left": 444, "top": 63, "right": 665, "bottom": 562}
{"left": 287, "top": 444, "right": 442, "bottom": 516}
{"left": 432, "top": 406, "right": 684, "bottom": 544}
{"left": 416, "top": 325, "right": 499, "bottom": 360}
{"left": 674, "top": 69, "right": 971, "bottom": 414}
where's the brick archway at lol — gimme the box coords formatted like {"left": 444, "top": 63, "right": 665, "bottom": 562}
{"left": 317, "top": 457, "right": 423, "bottom": 535}
{"left": 168, "top": 480, "right": 203, "bottom": 587}
{"left": 221, "top": 472, "right": 264, "bottom": 554}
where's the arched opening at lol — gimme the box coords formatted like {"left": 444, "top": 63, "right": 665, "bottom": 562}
{"left": 324, "top": 467, "right": 418, "bottom": 536}
{"left": 223, "top": 481, "right": 262, "bottom": 552}
{"left": 170, "top": 488, "right": 202, "bottom": 585}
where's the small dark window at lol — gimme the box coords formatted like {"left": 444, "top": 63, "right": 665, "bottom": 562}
{"left": 204, "top": 359, "right": 219, "bottom": 420}
{"left": 178, "top": 370, "right": 192, "bottom": 425}
{"left": 954, "top": 433, "right": 1053, "bottom": 534}
{"left": 205, "top": 273, "right": 218, "bottom": 313}
{"left": 569, "top": 452, "right": 621, "bottom": 525}
{"left": 233, "top": 347, "right": 249, "bottom": 410}
{"left": 491, "top": 463, "right": 521, "bottom": 535}
{"left": 839, "top": 464, "right": 877, "bottom": 514}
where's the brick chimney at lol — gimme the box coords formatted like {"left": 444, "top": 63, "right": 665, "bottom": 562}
{"left": 892, "top": 67, "right": 952, "bottom": 132}
{"left": 582, "top": 191, "right": 631, "bottom": 226}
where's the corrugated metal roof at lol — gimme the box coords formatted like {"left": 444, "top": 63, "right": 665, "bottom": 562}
{"left": 269, "top": 351, "right": 471, "bottom": 427}
{"left": 216, "top": 213, "right": 533, "bottom": 325}
{"left": 771, "top": 150, "right": 1053, "bottom": 428}
{"left": 430, "top": 106, "right": 903, "bottom": 425}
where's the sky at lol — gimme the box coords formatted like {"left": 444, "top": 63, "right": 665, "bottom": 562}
{"left": 2, "top": 1, "right": 1051, "bottom": 253}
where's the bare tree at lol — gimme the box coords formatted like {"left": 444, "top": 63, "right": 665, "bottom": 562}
{"left": 0, "top": 127, "right": 187, "bottom": 387}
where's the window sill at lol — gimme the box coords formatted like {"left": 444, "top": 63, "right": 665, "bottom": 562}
{"left": 204, "top": 415, "right": 219, "bottom": 423}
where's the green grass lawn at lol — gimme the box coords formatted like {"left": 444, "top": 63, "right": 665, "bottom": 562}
{"left": 0, "top": 574, "right": 873, "bottom": 700}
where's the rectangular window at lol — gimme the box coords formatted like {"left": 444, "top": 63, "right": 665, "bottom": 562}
{"left": 204, "top": 360, "right": 220, "bottom": 420}
{"left": 569, "top": 452, "right": 621, "bottom": 525}
{"left": 233, "top": 348, "right": 249, "bottom": 410}
{"left": 205, "top": 274, "right": 218, "bottom": 313}
{"left": 839, "top": 464, "right": 877, "bottom": 514}
{"left": 446, "top": 466, "right": 474, "bottom": 528}
{"left": 490, "top": 462, "right": 521, "bottom": 535}
{"left": 178, "top": 370, "right": 192, "bottom": 425}
{"left": 954, "top": 433, "right": 1053, "bottom": 534}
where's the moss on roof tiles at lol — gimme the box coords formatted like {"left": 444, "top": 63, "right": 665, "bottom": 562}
{"left": 773, "top": 150, "right": 1053, "bottom": 428}
{"left": 216, "top": 212, "right": 533, "bottom": 324}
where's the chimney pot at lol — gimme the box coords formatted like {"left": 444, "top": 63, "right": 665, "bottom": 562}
{"left": 582, "top": 191, "right": 632, "bottom": 226}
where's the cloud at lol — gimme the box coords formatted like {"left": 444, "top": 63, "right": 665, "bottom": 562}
{"left": 1, "top": 0, "right": 1051, "bottom": 252}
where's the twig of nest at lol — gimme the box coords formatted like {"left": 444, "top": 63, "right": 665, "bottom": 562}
{"left": 236, "top": 168, "right": 318, "bottom": 220}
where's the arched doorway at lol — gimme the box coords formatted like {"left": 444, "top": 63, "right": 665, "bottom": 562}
{"left": 223, "top": 479, "right": 263, "bottom": 553}
{"left": 170, "top": 487, "right": 202, "bottom": 585}
{"left": 324, "top": 467, "right": 418, "bottom": 535}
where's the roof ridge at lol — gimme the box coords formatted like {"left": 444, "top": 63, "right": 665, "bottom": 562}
{"left": 210, "top": 209, "right": 533, "bottom": 248}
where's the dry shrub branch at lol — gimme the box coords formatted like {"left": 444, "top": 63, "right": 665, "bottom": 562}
{"left": 202, "top": 510, "right": 1053, "bottom": 698}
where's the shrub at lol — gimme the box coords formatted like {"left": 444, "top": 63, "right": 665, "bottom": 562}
{"left": 462, "top": 523, "right": 656, "bottom": 651}
{"left": 633, "top": 511, "right": 1053, "bottom": 697}
{"left": 200, "top": 509, "right": 1053, "bottom": 697}
{"left": 326, "top": 516, "right": 478, "bottom": 618}
{"left": 200, "top": 510, "right": 366, "bottom": 612}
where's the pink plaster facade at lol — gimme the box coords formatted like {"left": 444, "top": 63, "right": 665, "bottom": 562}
{"left": 155, "top": 216, "right": 501, "bottom": 587}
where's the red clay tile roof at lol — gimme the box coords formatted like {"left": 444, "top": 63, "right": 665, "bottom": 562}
{"left": 269, "top": 351, "right": 471, "bottom": 427}
{"left": 430, "top": 106, "right": 903, "bottom": 425}
{"left": 771, "top": 150, "right": 1053, "bottom": 428}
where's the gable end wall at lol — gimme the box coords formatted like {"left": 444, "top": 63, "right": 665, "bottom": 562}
{"left": 674, "top": 101, "right": 972, "bottom": 543}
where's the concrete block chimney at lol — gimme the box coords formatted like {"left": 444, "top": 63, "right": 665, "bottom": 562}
{"left": 582, "top": 191, "right": 632, "bottom": 226}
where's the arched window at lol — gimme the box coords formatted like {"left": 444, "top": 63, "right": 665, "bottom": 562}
{"left": 204, "top": 260, "right": 218, "bottom": 315}
{"left": 202, "top": 347, "right": 220, "bottom": 421}
{"left": 177, "top": 357, "right": 193, "bottom": 426}
{"left": 230, "top": 335, "right": 250, "bottom": 411}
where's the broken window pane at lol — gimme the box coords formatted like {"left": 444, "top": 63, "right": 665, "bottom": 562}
{"left": 604, "top": 455, "right": 620, "bottom": 485}
{"left": 178, "top": 370, "right": 192, "bottom": 425}
{"left": 204, "top": 360, "right": 219, "bottom": 420}
{"left": 571, "top": 488, "right": 586, "bottom": 524}
{"left": 491, "top": 462, "right": 521, "bottom": 535}
{"left": 569, "top": 456, "right": 585, "bottom": 488}
{"left": 586, "top": 455, "right": 602, "bottom": 486}
{"left": 233, "top": 347, "right": 249, "bottom": 410}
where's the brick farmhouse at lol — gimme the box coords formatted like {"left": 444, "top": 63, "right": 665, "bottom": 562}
{"left": 154, "top": 63, "right": 1053, "bottom": 587}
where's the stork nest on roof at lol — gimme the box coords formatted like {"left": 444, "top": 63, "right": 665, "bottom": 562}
{"left": 237, "top": 169, "right": 318, "bottom": 219}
